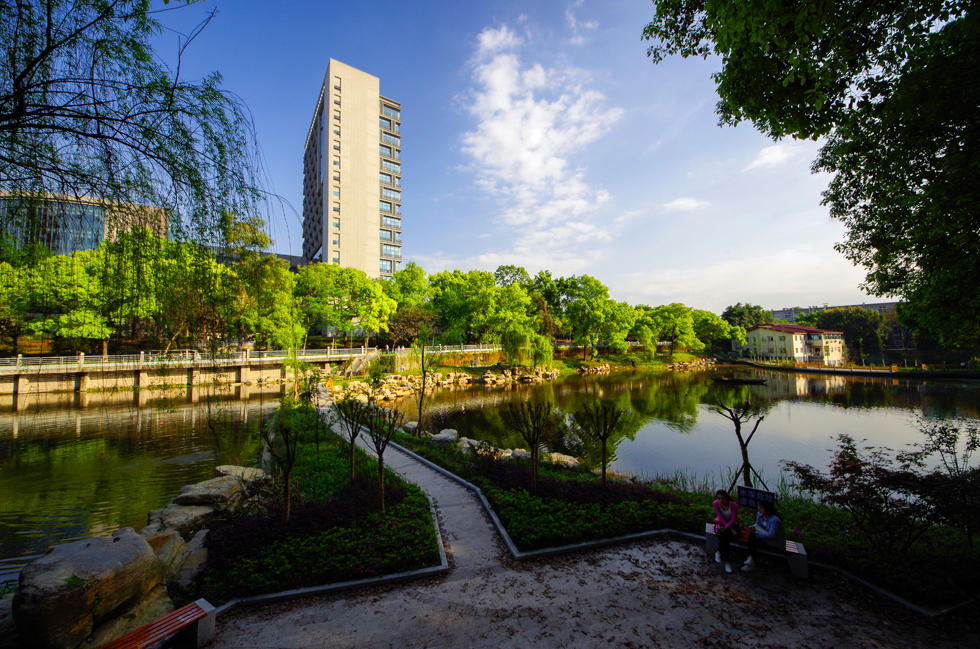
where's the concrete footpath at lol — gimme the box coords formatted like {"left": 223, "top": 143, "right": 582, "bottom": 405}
{"left": 214, "top": 431, "right": 975, "bottom": 648}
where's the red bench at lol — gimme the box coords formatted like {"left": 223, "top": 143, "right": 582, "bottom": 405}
{"left": 98, "top": 598, "right": 215, "bottom": 649}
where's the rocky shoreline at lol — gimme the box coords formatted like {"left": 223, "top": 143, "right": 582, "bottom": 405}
{"left": 332, "top": 367, "right": 561, "bottom": 403}
{"left": 8, "top": 465, "right": 269, "bottom": 649}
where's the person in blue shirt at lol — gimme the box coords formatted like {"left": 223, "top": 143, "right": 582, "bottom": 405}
{"left": 742, "top": 500, "right": 785, "bottom": 571}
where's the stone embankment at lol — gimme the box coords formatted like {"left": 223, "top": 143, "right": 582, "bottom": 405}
{"left": 577, "top": 363, "right": 611, "bottom": 375}
{"left": 10, "top": 465, "right": 269, "bottom": 649}
{"left": 412, "top": 426, "right": 580, "bottom": 469}
{"left": 332, "top": 367, "right": 560, "bottom": 403}
{"left": 665, "top": 358, "right": 716, "bottom": 372}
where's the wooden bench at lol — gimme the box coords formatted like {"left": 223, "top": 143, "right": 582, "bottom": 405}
{"left": 704, "top": 523, "right": 808, "bottom": 578}
{"left": 98, "top": 598, "right": 215, "bottom": 649}
{"left": 704, "top": 486, "right": 808, "bottom": 578}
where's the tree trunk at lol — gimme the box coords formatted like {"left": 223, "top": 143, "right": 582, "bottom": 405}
{"left": 734, "top": 421, "right": 752, "bottom": 487}
{"left": 378, "top": 455, "right": 385, "bottom": 513}
{"left": 349, "top": 444, "right": 356, "bottom": 482}
{"left": 283, "top": 472, "right": 292, "bottom": 523}
{"left": 601, "top": 440, "right": 608, "bottom": 488}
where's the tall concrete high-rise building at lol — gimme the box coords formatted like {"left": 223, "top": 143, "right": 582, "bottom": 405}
{"left": 302, "top": 59, "right": 402, "bottom": 278}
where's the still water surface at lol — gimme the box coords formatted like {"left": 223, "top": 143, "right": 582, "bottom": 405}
{"left": 1, "top": 368, "right": 978, "bottom": 566}
{"left": 411, "top": 367, "right": 980, "bottom": 485}
{"left": 0, "top": 387, "right": 277, "bottom": 564}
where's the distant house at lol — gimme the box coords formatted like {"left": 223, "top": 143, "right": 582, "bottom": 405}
{"left": 744, "top": 324, "right": 845, "bottom": 366}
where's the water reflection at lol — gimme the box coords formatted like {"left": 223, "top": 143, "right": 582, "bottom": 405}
{"left": 401, "top": 367, "right": 980, "bottom": 484}
{"left": 0, "top": 387, "right": 280, "bottom": 561}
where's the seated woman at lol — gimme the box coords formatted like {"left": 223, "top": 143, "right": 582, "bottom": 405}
{"left": 742, "top": 500, "right": 785, "bottom": 571}
{"left": 712, "top": 489, "right": 739, "bottom": 573}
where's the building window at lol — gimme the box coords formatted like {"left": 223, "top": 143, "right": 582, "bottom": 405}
{"left": 333, "top": 158, "right": 340, "bottom": 167}
{"left": 381, "top": 243, "right": 400, "bottom": 258}
{"left": 379, "top": 228, "right": 392, "bottom": 241}
{"left": 333, "top": 219, "right": 340, "bottom": 228}
{"left": 381, "top": 188, "right": 400, "bottom": 200}
{"left": 382, "top": 133, "right": 400, "bottom": 146}
{"left": 379, "top": 172, "right": 392, "bottom": 184}
{"left": 380, "top": 200, "right": 392, "bottom": 213}
{"left": 332, "top": 190, "right": 340, "bottom": 198}
{"left": 332, "top": 256, "right": 340, "bottom": 264}
{"left": 379, "top": 145, "right": 392, "bottom": 157}
{"left": 380, "top": 259, "right": 393, "bottom": 273}
{"left": 379, "top": 117, "right": 392, "bottom": 130}
{"left": 382, "top": 105, "right": 400, "bottom": 120}
{"left": 332, "top": 203, "right": 340, "bottom": 212}
{"left": 381, "top": 160, "right": 400, "bottom": 173}
{"left": 382, "top": 215, "right": 401, "bottom": 229}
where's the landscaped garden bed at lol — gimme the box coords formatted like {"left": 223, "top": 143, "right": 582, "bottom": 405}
{"left": 391, "top": 430, "right": 979, "bottom": 609}
{"left": 181, "top": 402, "right": 442, "bottom": 605}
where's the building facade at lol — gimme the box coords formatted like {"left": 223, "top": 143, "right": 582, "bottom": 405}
{"left": 744, "top": 324, "right": 846, "bottom": 366}
{"left": 770, "top": 302, "right": 899, "bottom": 323}
{"left": 302, "top": 59, "right": 402, "bottom": 279}
{"left": 0, "top": 192, "right": 167, "bottom": 255}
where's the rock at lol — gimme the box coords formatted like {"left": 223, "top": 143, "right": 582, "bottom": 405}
{"left": 146, "top": 504, "right": 214, "bottom": 539}
{"left": 508, "top": 449, "right": 531, "bottom": 460}
{"left": 0, "top": 597, "right": 20, "bottom": 649}
{"left": 546, "top": 452, "right": 580, "bottom": 468}
{"left": 431, "top": 429, "right": 458, "bottom": 444}
{"left": 80, "top": 584, "right": 174, "bottom": 649}
{"left": 142, "top": 528, "right": 186, "bottom": 579}
{"left": 403, "top": 421, "right": 418, "bottom": 434}
{"left": 456, "top": 438, "right": 479, "bottom": 454}
{"left": 13, "top": 528, "right": 161, "bottom": 649}
{"left": 173, "top": 530, "right": 208, "bottom": 590}
{"left": 173, "top": 475, "right": 244, "bottom": 510}
{"left": 214, "top": 465, "right": 268, "bottom": 483}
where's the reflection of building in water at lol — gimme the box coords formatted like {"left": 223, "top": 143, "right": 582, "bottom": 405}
{"left": 744, "top": 324, "right": 845, "bottom": 366}
{"left": 0, "top": 192, "right": 167, "bottom": 255}
{"left": 754, "top": 372, "right": 848, "bottom": 399}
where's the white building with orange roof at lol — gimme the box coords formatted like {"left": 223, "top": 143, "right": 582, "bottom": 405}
{"left": 744, "top": 324, "right": 845, "bottom": 366}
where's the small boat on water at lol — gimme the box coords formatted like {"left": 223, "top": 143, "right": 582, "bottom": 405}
{"left": 712, "top": 376, "right": 767, "bottom": 385}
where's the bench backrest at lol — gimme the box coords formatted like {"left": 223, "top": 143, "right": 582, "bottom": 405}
{"left": 736, "top": 485, "right": 776, "bottom": 510}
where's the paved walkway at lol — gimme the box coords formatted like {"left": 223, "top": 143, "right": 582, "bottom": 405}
{"left": 214, "top": 423, "right": 975, "bottom": 648}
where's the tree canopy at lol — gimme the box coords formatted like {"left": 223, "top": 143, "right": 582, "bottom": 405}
{"left": 0, "top": 0, "right": 261, "bottom": 243}
{"left": 644, "top": 2, "right": 979, "bottom": 349}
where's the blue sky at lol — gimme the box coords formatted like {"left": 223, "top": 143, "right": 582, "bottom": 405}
{"left": 159, "top": 0, "right": 876, "bottom": 314}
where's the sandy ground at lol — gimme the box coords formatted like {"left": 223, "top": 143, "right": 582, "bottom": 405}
{"left": 213, "top": 428, "right": 976, "bottom": 649}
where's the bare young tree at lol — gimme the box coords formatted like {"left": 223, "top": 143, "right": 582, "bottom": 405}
{"left": 408, "top": 325, "right": 434, "bottom": 437}
{"left": 571, "top": 400, "right": 628, "bottom": 487}
{"left": 332, "top": 395, "right": 368, "bottom": 482}
{"left": 709, "top": 398, "right": 767, "bottom": 489}
{"left": 502, "top": 399, "right": 558, "bottom": 490}
{"left": 364, "top": 404, "right": 405, "bottom": 513}
{"left": 262, "top": 402, "right": 303, "bottom": 524}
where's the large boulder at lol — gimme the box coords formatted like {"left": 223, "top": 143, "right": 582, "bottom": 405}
{"left": 173, "top": 475, "right": 244, "bottom": 510}
{"left": 13, "top": 528, "right": 161, "bottom": 649}
{"left": 141, "top": 528, "right": 186, "bottom": 579}
{"left": 79, "top": 584, "right": 173, "bottom": 649}
{"left": 214, "top": 465, "right": 268, "bottom": 484}
{"left": 173, "top": 530, "right": 208, "bottom": 590}
{"left": 0, "top": 597, "right": 19, "bottom": 649}
{"left": 431, "top": 429, "right": 458, "bottom": 444}
{"left": 146, "top": 504, "right": 214, "bottom": 539}
{"left": 546, "top": 452, "right": 580, "bottom": 468}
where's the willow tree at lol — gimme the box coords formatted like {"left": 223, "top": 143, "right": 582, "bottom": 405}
{"left": 0, "top": 0, "right": 262, "bottom": 261}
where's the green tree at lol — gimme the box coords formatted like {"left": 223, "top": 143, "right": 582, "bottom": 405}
{"left": 815, "top": 307, "right": 886, "bottom": 364}
{"left": 720, "top": 303, "right": 772, "bottom": 330}
{"left": 691, "top": 309, "right": 732, "bottom": 350}
{"left": 502, "top": 399, "right": 558, "bottom": 491}
{"left": 643, "top": 2, "right": 979, "bottom": 348}
{"left": 0, "top": 1, "right": 260, "bottom": 244}
{"left": 383, "top": 261, "right": 431, "bottom": 308}
{"left": 562, "top": 275, "right": 611, "bottom": 360}
{"left": 493, "top": 264, "right": 531, "bottom": 288}
{"left": 648, "top": 303, "right": 703, "bottom": 356}
{"left": 601, "top": 301, "right": 637, "bottom": 354}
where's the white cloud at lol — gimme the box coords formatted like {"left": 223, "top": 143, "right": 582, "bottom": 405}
{"left": 476, "top": 25, "right": 523, "bottom": 58}
{"left": 612, "top": 246, "right": 868, "bottom": 312}
{"left": 663, "top": 197, "right": 709, "bottom": 212}
{"left": 459, "top": 22, "right": 623, "bottom": 270}
{"left": 566, "top": 0, "right": 598, "bottom": 46}
{"left": 743, "top": 141, "right": 809, "bottom": 171}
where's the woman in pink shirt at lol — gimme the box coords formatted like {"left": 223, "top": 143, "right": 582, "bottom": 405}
{"left": 712, "top": 489, "right": 740, "bottom": 573}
